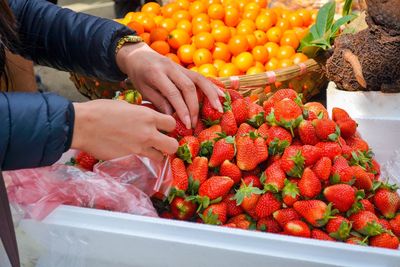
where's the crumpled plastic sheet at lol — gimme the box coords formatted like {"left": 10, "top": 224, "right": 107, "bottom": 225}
{"left": 4, "top": 153, "right": 173, "bottom": 221}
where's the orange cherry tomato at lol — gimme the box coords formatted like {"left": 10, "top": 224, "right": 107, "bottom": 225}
{"left": 161, "top": 3, "right": 181, "bottom": 18}
{"left": 297, "top": 9, "right": 312, "bottom": 26}
{"left": 159, "top": 18, "right": 177, "bottom": 32}
{"left": 242, "top": 10, "right": 259, "bottom": 21}
{"left": 198, "top": 63, "right": 218, "bottom": 77}
{"left": 234, "top": 51, "right": 254, "bottom": 72}
{"left": 254, "top": 30, "right": 268, "bottom": 45}
{"left": 252, "top": 45, "right": 269, "bottom": 64}
{"left": 189, "top": 1, "right": 207, "bottom": 17}
{"left": 192, "top": 13, "right": 210, "bottom": 24}
{"left": 278, "top": 58, "right": 294, "bottom": 68}
{"left": 210, "top": 19, "right": 225, "bottom": 29}
{"left": 176, "top": 20, "right": 192, "bottom": 35}
{"left": 193, "top": 48, "right": 213, "bottom": 66}
{"left": 150, "top": 27, "right": 169, "bottom": 42}
{"left": 246, "top": 34, "right": 257, "bottom": 49}
{"left": 276, "top": 18, "right": 290, "bottom": 32}
{"left": 228, "top": 35, "right": 249, "bottom": 56}
{"left": 224, "top": 7, "right": 240, "bottom": 27}
{"left": 219, "top": 62, "right": 240, "bottom": 77}
{"left": 172, "top": 10, "right": 192, "bottom": 22}
{"left": 176, "top": 0, "right": 190, "bottom": 10}
{"left": 288, "top": 13, "right": 304, "bottom": 28}
{"left": 194, "top": 32, "right": 215, "bottom": 50}
{"left": 264, "top": 42, "right": 280, "bottom": 60}
{"left": 165, "top": 53, "right": 181, "bottom": 65}
{"left": 150, "top": 41, "right": 170, "bottom": 55}
{"left": 266, "top": 27, "right": 282, "bottom": 43}
{"left": 139, "top": 32, "right": 151, "bottom": 45}
{"left": 291, "top": 53, "right": 308, "bottom": 64}
{"left": 280, "top": 32, "right": 300, "bottom": 50}
{"left": 246, "top": 66, "right": 264, "bottom": 75}
{"left": 127, "top": 21, "right": 144, "bottom": 35}
{"left": 255, "top": 14, "right": 273, "bottom": 31}
{"left": 277, "top": 45, "right": 296, "bottom": 60}
{"left": 211, "top": 25, "right": 231, "bottom": 43}
{"left": 212, "top": 42, "right": 231, "bottom": 61}
{"left": 168, "top": 29, "right": 191, "bottom": 49}
{"left": 177, "top": 44, "right": 196, "bottom": 64}
{"left": 192, "top": 21, "right": 211, "bottom": 35}
{"left": 208, "top": 3, "right": 225, "bottom": 20}
{"left": 213, "top": 59, "right": 226, "bottom": 71}
{"left": 265, "top": 57, "right": 279, "bottom": 71}
{"left": 141, "top": 2, "right": 161, "bottom": 15}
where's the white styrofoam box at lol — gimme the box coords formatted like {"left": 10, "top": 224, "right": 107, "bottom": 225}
{"left": 14, "top": 206, "right": 400, "bottom": 267}
{"left": 327, "top": 82, "right": 400, "bottom": 164}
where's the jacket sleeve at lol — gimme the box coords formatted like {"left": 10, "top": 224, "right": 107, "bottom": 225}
{"left": 8, "top": 0, "right": 135, "bottom": 82}
{"left": 0, "top": 92, "right": 75, "bottom": 171}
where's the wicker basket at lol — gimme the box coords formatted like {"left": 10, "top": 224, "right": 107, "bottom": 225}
{"left": 70, "top": 59, "right": 327, "bottom": 102}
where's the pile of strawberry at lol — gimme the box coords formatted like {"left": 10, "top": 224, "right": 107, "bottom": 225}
{"left": 160, "top": 86, "right": 400, "bottom": 250}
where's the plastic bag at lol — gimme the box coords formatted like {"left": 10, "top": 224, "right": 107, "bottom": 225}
{"left": 4, "top": 153, "right": 173, "bottom": 221}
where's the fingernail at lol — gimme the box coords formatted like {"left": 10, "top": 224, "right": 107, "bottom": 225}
{"left": 192, "top": 115, "right": 198, "bottom": 128}
{"left": 217, "top": 88, "right": 226, "bottom": 97}
{"left": 215, "top": 100, "right": 223, "bottom": 113}
{"left": 184, "top": 115, "right": 191, "bottom": 129}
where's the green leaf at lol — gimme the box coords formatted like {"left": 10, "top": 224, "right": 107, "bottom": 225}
{"left": 331, "top": 14, "right": 357, "bottom": 36}
{"left": 342, "top": 0, "right": 353, "bottom": 16}
{"left": 315, "top": 1, "right": 336, "bottom": 39}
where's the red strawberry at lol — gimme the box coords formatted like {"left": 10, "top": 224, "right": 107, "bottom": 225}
{"left": 360, "top": 199, "right": 376, "bottom": 214}
{"left": 373, "top": 187, "right": 400, "bottom": 219}
{"left": 236, "top": 123, "right": 255, "bottom": 139}
{"left": 243, "top": 175, "right": 263, "bottom": 189}
{"left": 171, "top": 158, "right": 189, "bottom": 191}
{"left": 257, "top": 123, "right": 269, "bottom": 139}
{"left": 378, "top": 218, "right": 392, "bottom": 231}
{"left": 201, "top": 97, "right": 223, "bottom": 123}
{"left": 298, "top": 167, "right": 321, "bottom": 199}
{"left": 227, "top": 89, "right": 243, "bottom": 101}
{"left": 209, "top": 136, "right": 236, "bottom": 167}
{"left": 305, "top": 110, "right": 318, "bottom": 121}
{"left": 194, "top": 120, "right": 206, "bottom": 136}
{"left": 330, "top": 155, "right": 350, "bottom": 183}
{"left": 223, "top": 193, "right": 243, "bottom": 217}
{"left": 389, "top": 214, "right": 400, "bottom": 237}
{"left": 273, "top": 208, "right": 301, "bottom": 227}
{"left": 326, "top": 216, "right": 352, "bottom": 241}
{"left": 313, "top": 119, "right": 339, "bottom": 141}
{"left": 257, "top": 217, "right": 282, "bottom": 233}
{"left": 219, "top": 160, "right": 242, "bottom": 184}
{"left": 232, "top": 181, "right": 263, "bottom": 213}
{"left": 198, "top": 124, "right": 222, "bottom": 144}
{"left": 315, "top": 142, "right": 342, "bottom": 160}
{"left": 160, "top": 211, "right": 174, "bottom": 219}
{"left": 271, "top": 98, "right": 303, "bottom": 134}
{"left": 170, "top": 197, "right": 197, "bottom": 220}
{"left": 301, "top": 145, "right": 322, "bottom": 166}
{"left": 223, "top": 223, "right": 237, "bottom": 228}
{"left": 247, "top": 102, "right": 265, "bottom": 128}
{"left": 303, "top": 102, "right": 329, "bottom": 119}
{"left": 282, "top": 179, "right": 300, "bottom": 207}
{"left": 266, "top": 126, "right": 293, "bottom": 146}
{"left": 220, "top": 110, "right": 238, "bottom": 136}
{"left": 369, "top": 233, "right": 400, "bottom": 249}
{"left": 263, "top": 161, "right": 286, "bottom": 192}
{"left": 311, "top": 229, "right": 335, "bottom": 241}
{"left": 312, "top": 157, "right": 332, "bottom": 181}
{"left": 227, "top": 214, "right": 253, "bottom": 230}
{"left": 255, "top": 192, "right": 281, "bottom": 219}
{"left": 284, "top": 220, "right": 311, "bottom": 238}
{"left": 170, "top": 113, "right": 193, "bottom": 138}
{"left": 323, "top": 184, "right": 355, "bottom": 212}
{"left": 201, "top": 202, "right": 228, "bottom": 225}
{"left": 298, "top": 120, "right": 319, "bottom": 145}
{"left": 269, "top": 89, "right": 299, "bottom": 103}
{"left": 198, "top": 176, "right": 234, "bottom": 200}
{"left": 236, "top": 132, "right": 269, "bottom": 171}
{"left": 349, "top": 211, "right": 384, "bottom": 236}
{"left": 75, "top": 151, "right": 99, "bottom": 171}
{"left": 293, "top": 200, "right": 335, "bottom": 227}
{"left": 177, "top": 136, "right": 200, "bottom": 163}
{"left": 187, "top": 157, "right": 208, "bottom": 185}
{"left": 332, "top": 107, "right": 351, "bottom": 122}
{"left": 346, "top": 137, "right": 369, "bottom": 152}
{"left": 232, "top": 99, "right": 249, "bottom": 125}
{"left": 341, "top": 145, "right": 353, "bottom": 159}
{"left": 337, "top": 119, "right": 357, "bottom": 138}
{"left": 351, "top": 166, "right": 373, "bottom": 191}
{"left": 280, "top": 146, "right": 304, "bottom": 178}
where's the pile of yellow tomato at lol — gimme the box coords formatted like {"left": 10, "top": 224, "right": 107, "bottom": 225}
{"left": 116, "top": 0, "right": 317, "bottom": 78}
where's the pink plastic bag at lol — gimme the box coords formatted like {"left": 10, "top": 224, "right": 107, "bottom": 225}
{"left": 4, "top": 153, "right": 173, "bottom": 220}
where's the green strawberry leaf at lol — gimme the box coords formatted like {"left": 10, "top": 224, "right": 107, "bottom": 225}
{"left": 202, "top": 118, "right": 220, "bottom": 127}
{"left": 329, "top": 220, "right": 352, "bottom": 241}
{"left": 223, "top": 91, "right": 232, "bottom": 112}
{"left": 282, "top": 179, "right": 300, "bottom": 198}
{"left": 247, "top": 112, "right": 266, "bottom": 128}
{"left": 188, "top": 175, "right": 200, "bottom": 196}
{"left": 265, "top": 109, "right": 277, "bottom": 126}
{"left": 268, "top": 138, "right": 290, "bottom": 156}
{"left": 199, "top": 141, "right": 214, "bottom": 158}
{"left": 177, "top": 144, "right": 193, "bottom": 163}
{"left": 330, "top": 173, "right": 341, "bottom": 184}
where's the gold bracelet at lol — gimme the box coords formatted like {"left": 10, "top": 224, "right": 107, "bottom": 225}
{"left": 115, "top": 35, "right": 143, "bottom": 54}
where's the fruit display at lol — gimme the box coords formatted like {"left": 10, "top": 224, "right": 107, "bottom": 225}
{"left": 116, "top": 0, "right": 315, "bottom": 78}
{"left": 151, "top": 84, "right": 400, "bottom": 250}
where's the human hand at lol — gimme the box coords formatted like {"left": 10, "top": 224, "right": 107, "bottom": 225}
{"left": 116, "top": 42, "right": 224, "bottom": 129}
{"left": 71, "top": 100, "right": 179, "bottom": 162}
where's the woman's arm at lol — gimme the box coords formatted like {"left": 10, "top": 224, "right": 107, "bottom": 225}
{"left": 0, "top": 92, "right": 74, "bottom": 170}
{"left": 8, "top": 0, "right": 134, "bottom": 82}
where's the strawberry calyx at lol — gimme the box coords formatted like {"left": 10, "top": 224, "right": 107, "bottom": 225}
{"left": 199, "top": 208, "right": 221, "bottom": 225}
{"left": 268, "top": 138, "right": 290, "bottom": 156}
{"left": 199, "top": 141, "right": 214, "bottom": 158}
{"left": 232, "top": 181, "right": 264, "bottom": 205}
{"left": 282, "top": 179, "right": 300, "bottom": 199}
{"left": 223, "top": 91, "right": 232, "bottom": 112}
{"left": 329, "top": 220, "right": 352, "bottom": 241}
{"left": 167, "top": 187, "right": 186, "bottom": 203}
{"left": 373, "top": 181, "right": 399, "bottom": 192}
{"left": 248, "top": 131, "right": 260, "bottom": 140}
{"left": 349, "top": 150, "right": 373, "bottom": 170}
{"left": 202, "top": 118, "right": 221, "bottom": 127}
{"left": 265, "top": 109, "right": 277, "bottom": 126}
{"left": 346, "top": 191, "right": 367, "bottom": 217}
{"left": 358, "top": 221, "right": 385, "bottom": 236}
{"left": 329, "top": 173, "right": 341, "bottom": 184}
{"left": 288, "top": 151, "right": 305, "bottom": 178}
{"left": 328, "top": 125, "right": 341, "bottom": 142}
{"left": 247, "top": 112, "right": 266, "bottom": 128}
{"left": 187, "top": 175, "right": 200, "bottom": 196}
{"left": 316, "top": 203, "right": 339, "bottom": 227}
{"left": 177, "top": 144, "right": 193, "bottom": 163}
{"left": 186, "top": 195, "right": 222, "bottom": 212}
